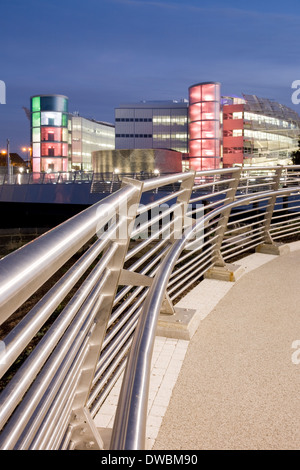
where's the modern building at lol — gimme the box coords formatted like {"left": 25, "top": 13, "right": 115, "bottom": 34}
{"left": 70, "top": 114, "right": 115, "bottom": 171}
{"left": 188, "top": 82, "right": 221, "bottom": 171}
{"left": 115, "top": 100, "right": 189, "bottom": 155}
{"left": 30, "top": 86, "right": 300, "bottom": 174}
{"left": 115, "top": 84, "right": 300, "bottom": 171}
{"left": 31, "top": 94, "right": 70, "bottom": 173}
{"left": 30, "top": 95, "right": 115, "bottom": 172}
{"left": 222, "top": 94, "right": 300, "bottom": 167}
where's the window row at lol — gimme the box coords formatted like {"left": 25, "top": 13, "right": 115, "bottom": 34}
{"left": 153, "top": 116, "right": 187, "bottom": 125}
{"left": 115, "top": 118, "right": 152, "bottom": 122}
{"left": 32, "top": 143, "right": 69, "bottom": 157}
{"left": 116, "top": 134, "right": 152, "bottom": 138}
{"left": 32, "top": 112, "right": 69, "bottom": 128}
{"left": 32, "top": 127, "right": 69, "bottom": 143}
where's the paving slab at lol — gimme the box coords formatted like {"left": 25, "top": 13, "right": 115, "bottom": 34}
{"left": 153, "top": 242, "right": 300, "bottom": 450}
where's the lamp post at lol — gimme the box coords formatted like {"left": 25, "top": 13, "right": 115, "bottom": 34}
{"left": 1, "top": 141, "right": 11, "bottom": 183}
{"left": 21, "top": 146, "right": 32, "bottom": 170}
{"left": 7, "top": 139, "right": 10, "bottom": 176}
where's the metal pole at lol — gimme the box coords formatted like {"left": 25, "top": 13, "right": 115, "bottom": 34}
{"left": 6, "top": 139, "right": 10, "bottom": 182}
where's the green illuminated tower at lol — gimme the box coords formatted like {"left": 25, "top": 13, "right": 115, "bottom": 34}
{"left": 30, "top": 95, "right": 69, "bottom": 172}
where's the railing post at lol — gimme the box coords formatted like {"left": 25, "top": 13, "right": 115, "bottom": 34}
{"left": 66, "top": 178, "right": 144, "bottom": 450}
{"left": 162, "top": 171, "right": 196, "bottom": 314}
{"left": 204, "top": 168, "right": 244, "bottom": 282}
{"left": 256, "top": 166, "right": 290, "bottom": 255}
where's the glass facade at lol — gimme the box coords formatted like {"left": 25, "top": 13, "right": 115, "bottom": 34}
{"left": 30, "top": 95, "right": 69, "bottom": 172}
{"left": 115, "top": 101, "right": 189, "bottom": 157}
{"left": 222, "top": 95, "right": 300, "bottom": 167}
{"left": 71, "top": 116, "right": 115, "bottom": 171}
{"left": 152, "top": 107, "right": 188, "bottom": 153}
{"left": 188, "top": 82, "right": 221, "bottom": 170}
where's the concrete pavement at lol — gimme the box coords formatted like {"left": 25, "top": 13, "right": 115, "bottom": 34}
{"left": 153, "top": 241, "right": 300, "bottom": 450}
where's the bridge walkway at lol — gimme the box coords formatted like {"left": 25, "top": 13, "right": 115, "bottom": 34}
{"left": 152, "top": 241, "right": 300, "bottom": 450}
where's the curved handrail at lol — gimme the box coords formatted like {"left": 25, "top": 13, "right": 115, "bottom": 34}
{"left": 110, "top": 187, "right": 300, "bottom": 450}
{"left": 0, "top": 165, "right": 300, "bottom": 449}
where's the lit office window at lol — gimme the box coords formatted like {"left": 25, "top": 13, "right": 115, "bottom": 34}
{"left": 31, "top": 96, "right": 41, "bottom": 112}
{"left": 33, "top": 143, "right": 41, "bottom": 157}
{"left": 32, "top": 112, "right": 41, "bottom": 127}
{"left": 32, "top": 127, "right": 40, "bottom": 142}
{"left": 41, "top": 112, "right": 62, "bottom": 127}
{"left": 232, "top": 112, "right": 243, "bottom": 119}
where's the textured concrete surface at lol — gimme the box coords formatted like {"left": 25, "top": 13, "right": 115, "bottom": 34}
{"left": 94, "top": 336, "right": 189, "bottom": 449}
{"left": 153, "top": 243, "right": 300, "bottom": 450}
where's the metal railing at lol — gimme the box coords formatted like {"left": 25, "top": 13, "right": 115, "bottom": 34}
{"left": 0, "top": 165, "right": 300, "bottom": 450}
{"left": 0, "top": 170, "right": 174, "bottom": 192}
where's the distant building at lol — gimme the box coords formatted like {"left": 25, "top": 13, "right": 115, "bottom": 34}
{"left": 115, "top": 84, "right": 300, "bottom": 171}
{"left": 222, "top": 94, "right": 300, "bottom": 167}
{"left": 31, "top": 94, "right": 70, "bottom": 173}
{"left": 70, "top": 114, "right": 115, "bottom": 171}
{"left": 30, "top": 95, "right": 115, "bottom": 172}
{"left": 115, "top": 100, "right": 189, "bottom": 157}
{"left": 188, "top": 82, "right": 221, "bottom": 171}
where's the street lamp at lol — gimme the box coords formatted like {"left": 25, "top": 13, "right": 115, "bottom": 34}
{"left": 21, "top": 146, "right": 32, "bottom": 170}
{"left": 1, "top": 140, "right": 12, "bottom": 182}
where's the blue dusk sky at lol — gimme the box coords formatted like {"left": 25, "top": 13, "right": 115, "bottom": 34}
{"left": 1, "top": 0, "right": 300, "bottom": 153}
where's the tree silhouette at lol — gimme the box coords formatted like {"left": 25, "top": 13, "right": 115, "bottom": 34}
{"left": 291, "top": 138, "right": 300, "bottom": 165}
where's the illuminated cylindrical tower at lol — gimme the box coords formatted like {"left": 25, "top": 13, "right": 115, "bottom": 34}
{"left": 31, "top": 94, "right": 69, "bottom": 173}
{"left": 188, "top": 82, "right": 221, "bottom": 171}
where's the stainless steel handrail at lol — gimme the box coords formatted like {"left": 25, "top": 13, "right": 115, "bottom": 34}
{"left": 0, "top": 165, "right": 300, "bottom": 450}
{"left": 110, "top": 187, "right": 300, "bottom": 450}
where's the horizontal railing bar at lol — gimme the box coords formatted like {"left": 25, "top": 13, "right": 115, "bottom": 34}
{"left": 168, "top": 252, "right": 214, "bottom": 295}
{"left": 29, "top": 329, "right": 92, "bottom": 450}
{"left": 192, "top": 177, "right": 237, "bottom": 191}
{"left": 5, "top": 273, "right": 107, "bottom": 450}
{"left": 142, "top": 172, "right": 192, "bottom": 192}
{"left": 168, "top": 248, "right": 214, "bottom": 288}
{"left": 0, "top": 232, "right": 115, "bottom": 379}
{"left": 170, "top": 257, "right": 218, "bottom": 302}
{"left": 137, "top": 189, "right": 186, "bottom": 215}
{"left": 221, "top": 229, "right": 265, "bottom": 254}
{"left": 130, "top": 204, "right": 179, "bottom": 239}
{"left": 195, "top": 168, "right": 242, "bottom": 177}
{"left": 1, "top": 165, "right": 300, "bottom": 451}
{"left": 225, "top": 216, "right": 266, "bottom": 233}
{"left": 0, "top": 248, "right": 115, "bottom": 434}
{"left": 272, "top": 229, "right": 300, "bottom": 240}
{"left": 92, "top": 311, "right": 141, "bottom": 399}
{"left": 111, "top": 187, "right": 300, "bottom": 450}
{"left": 222, "top": 234, "right": 265, "bottom": 257}
{"left": 178, "top": 234, "right": 219, "bottom": 262}
{"left": 223, "top": 239, "right": 263, "bottom": 260}
{"left": 90, "top": 353, "right": 128, "bottom": 417}
{"left": 125, "top": 220, "right": 173, "bottom": 262}
{"left": 189, "top": 188, "right": 232, "bottom": 204}
{"left": 113, "top": 241, "right": 171, "bottom": 312}
{"left": 270, "top": 219, "right": 300, "bottom": 233}
{"left": 271, "top": 217, "right": 300, "bottom": 228}
{"left": 0, "top": 184, "right": 137, "bottom": 325}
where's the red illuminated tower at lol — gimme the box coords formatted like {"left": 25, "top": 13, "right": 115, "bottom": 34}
{"left": 31, "top": 94, "right": 69, "bottom": 173}
{"left": 188, "top": 82, "right": 221, "bottom": 171}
